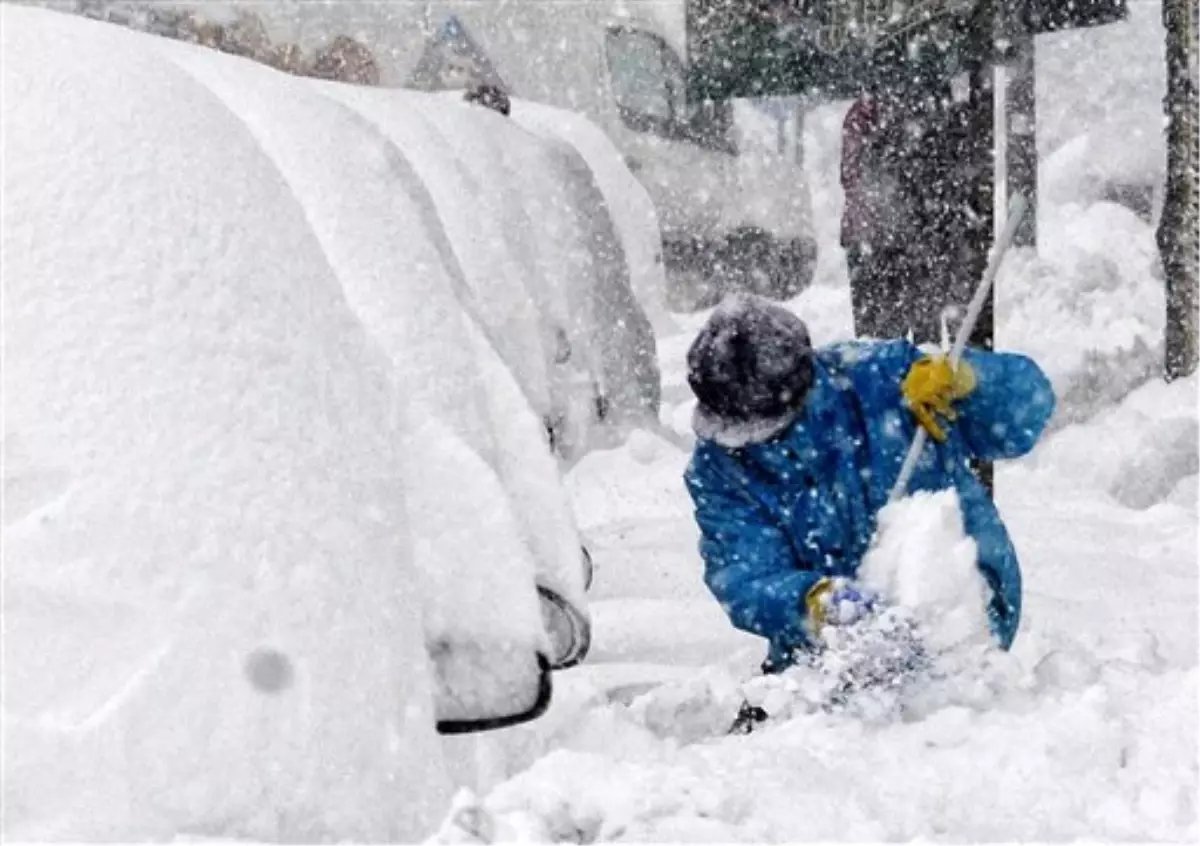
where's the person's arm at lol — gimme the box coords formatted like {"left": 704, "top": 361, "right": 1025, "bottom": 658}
{"left": 846, "top": 339, "right": 1056, "bottom": 461}
{"left": 952, "top": 348, "right": 1057, "bottom": 460}
{"left": 685, "top": 447, "right": 825, "bottom": 650}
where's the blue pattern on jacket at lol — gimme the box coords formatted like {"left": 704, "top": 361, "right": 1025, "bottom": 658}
{"left": 685, "top": 340, "right": 1056, "bottom": 669}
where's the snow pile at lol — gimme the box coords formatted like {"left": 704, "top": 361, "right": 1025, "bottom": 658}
{"left": 1017, "top": 372, "right": 1198, "bottom": 511}
{"left": 437, "top": 660, "right": 1196, "bottom": 842}
{"left": 997, "top": 201, "right": 1166, "bottom": 426}
{"left": 859, "top": 490, "right": 992, "bottom": 655}
{"left": 729, "top": 490, "right": 996, "bottom": 725}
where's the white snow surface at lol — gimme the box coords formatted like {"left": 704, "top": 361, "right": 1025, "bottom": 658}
{"left": 4, "top": 3, "right": 1196, "bottom": 842}
{"left": 859, "top": 490, "right": 992, "bottom": 655}
{"left": 440, "top": 388, "right": 1197, "bottom": 842}
{"left": 0, "top": 5, "right": 673, "bottom": 839}
{"left": 434, "top": 96, "right": 1198, "bottom": 841}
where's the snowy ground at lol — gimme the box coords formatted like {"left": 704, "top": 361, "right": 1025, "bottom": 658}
{"left": 434, "top": 8, "right": 1196, "bottom": 836}
{"left": 5, "top": 3, "right": 1194, "bottom": 842}
{"left": 434, "top": 207, "right": 1198, "bottom": 843}
{"left": 437, "top": 344, "right": 1197, "bottom": 842}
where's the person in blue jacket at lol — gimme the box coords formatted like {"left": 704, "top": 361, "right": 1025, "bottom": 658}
{"left": 684, "top": 294, "right": 1056, "bottom": 691}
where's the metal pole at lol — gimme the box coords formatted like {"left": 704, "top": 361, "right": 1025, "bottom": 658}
{"left": 964, "top": 0, "right": 998, "bottom": 493}
{"left": 965, "top": 2, "right": 997, "bottom": 352}
{"left": 1005, "top": 24, "right": 1038, "bottom": 249}
{"left": 890, "top": 194, "right": 1028, "bottom": 503}
{"left": 1161, "top": 0, "right": 1199, "bottom": 381}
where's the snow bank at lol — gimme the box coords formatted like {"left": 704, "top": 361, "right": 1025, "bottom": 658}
{"left": 441, "top": 661, "right": 1196, "bottom": 842}
{"left": 1038, "top": 1, "right": 1166, "bottom": 208}
{"left": 1017, "top": 372, "right": 1198, "bottom": 511}
{"left": 998, "top": 201, "right": 1166, "bottom": 425}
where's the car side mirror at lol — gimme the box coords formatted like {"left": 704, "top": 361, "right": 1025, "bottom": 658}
{"left": 434, "top": 647, "right": 553, "bottom": 735}
{"left": 538, "top": 584, "right": 591, "bottom": 670}
{"left": 432, "top": 579, "right": 591, "bottom": 734}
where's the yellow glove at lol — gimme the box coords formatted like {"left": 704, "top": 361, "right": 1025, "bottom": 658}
{"left": 805, "top": 576, "right": 877, "bottom": 633}
{"left": 805, "top": 577, "right": 836, "bottom": 631}
{"left": 900, "top": 355, "right": 976, "bottom": 442}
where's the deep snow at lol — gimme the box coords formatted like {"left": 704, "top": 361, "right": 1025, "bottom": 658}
{"left": 3, "top": 1, "right": 1196, "bottom": 842}
{"left": 432, "top": 132, "right": 1197, "bottom": 836}
{"left": 431, "top": 5, "right": 1198, "bottom": 826}
{"left": 438, "top": 364, "right": 1197, "bottom": 844}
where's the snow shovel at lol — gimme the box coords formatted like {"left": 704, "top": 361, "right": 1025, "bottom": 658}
{"left": 888, "top": 192, "right": 1030, "bottom": 503}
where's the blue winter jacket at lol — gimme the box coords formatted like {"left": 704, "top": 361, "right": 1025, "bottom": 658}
{"left": 684, "top": 340, "right": 1056, "bottom": 670}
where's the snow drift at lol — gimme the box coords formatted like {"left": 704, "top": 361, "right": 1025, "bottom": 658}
{"left": 997, "top": 201, "right": 1167, "bottom": 428}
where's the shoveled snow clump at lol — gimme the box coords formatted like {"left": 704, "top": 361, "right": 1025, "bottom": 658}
{"left": 739, "top": 489, "right": 996, "bottom": 723}
{"left": 858, "top": 489, "right": 992, "bottom": 654}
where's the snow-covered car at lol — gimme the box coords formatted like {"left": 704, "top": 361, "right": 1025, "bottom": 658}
{"left": 0, "top": 5, "right": 654, "bottom": 839}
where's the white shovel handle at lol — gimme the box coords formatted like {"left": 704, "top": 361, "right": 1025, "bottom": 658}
{"left": 887, "top": 193, "right": 1030, "bottom": 503}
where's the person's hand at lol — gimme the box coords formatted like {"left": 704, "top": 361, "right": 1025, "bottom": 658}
{"left": 901, "top": 355, "right": 976, "bottom": 442}
{"left": 805, "top": 576, "right": 877, "bottom": 631}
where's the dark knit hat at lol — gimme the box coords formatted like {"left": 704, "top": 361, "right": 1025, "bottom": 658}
{"left": 687, "top": 294, "right": 815, "bottom": 445}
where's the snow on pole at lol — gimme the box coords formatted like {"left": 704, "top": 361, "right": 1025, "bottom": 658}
{"left": 1161, "top": 0, "right": 1199, "bottom": 382}
{"left": 1004, "top": 27, "right": 1038, "bottom": 250}
{"left": 888, "top": 193, "right": 1029, "bottom": 503}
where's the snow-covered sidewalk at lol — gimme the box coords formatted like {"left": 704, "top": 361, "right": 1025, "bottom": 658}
{"left": 436, "top": 315, "right": 1198, "bottom": 842}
